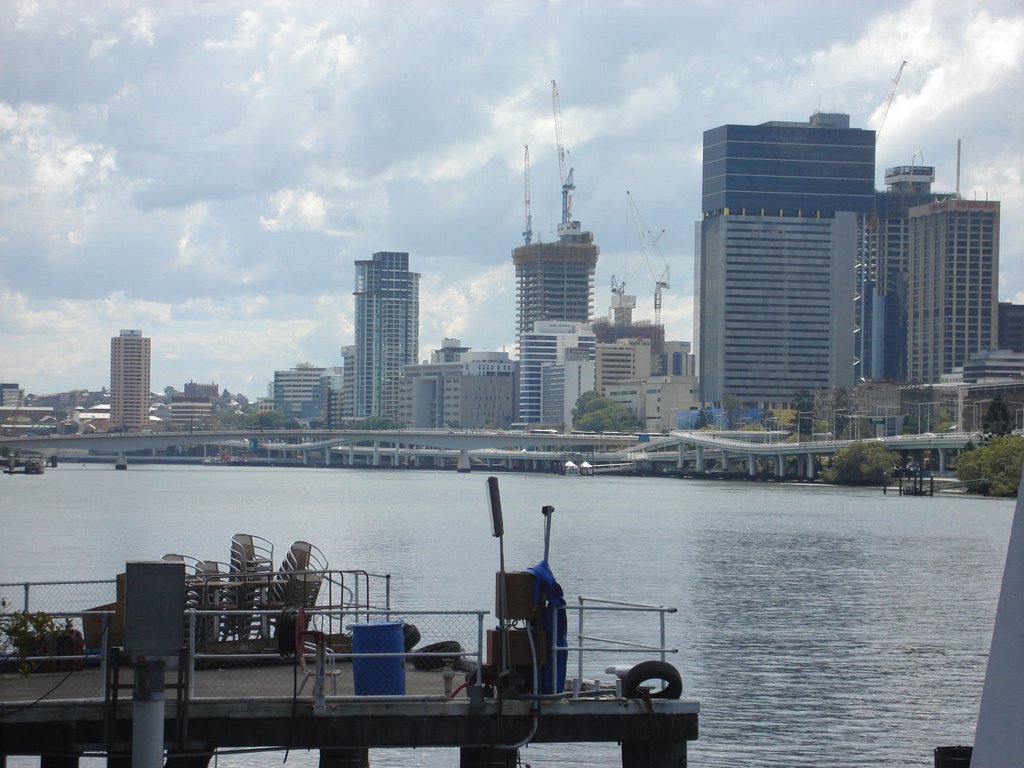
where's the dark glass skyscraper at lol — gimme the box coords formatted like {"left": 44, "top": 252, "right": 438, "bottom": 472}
{"left": 697, "top": 113, "right": 875, "bottom": 408}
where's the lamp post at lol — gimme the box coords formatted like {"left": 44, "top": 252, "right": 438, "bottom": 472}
{"left": 914, "top": 401, "right": 940, "bottom": 435}
{"left": 832, "top": 408, "right": 850, "bottom": 441}
{"left": 797, "top": 411, "right": 813, "bottom": 443}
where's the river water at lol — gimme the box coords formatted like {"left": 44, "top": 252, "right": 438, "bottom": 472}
{"left": 1, "top": 464, "right": 1015, "bottom": 767}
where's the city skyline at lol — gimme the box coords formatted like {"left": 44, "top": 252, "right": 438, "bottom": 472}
{"left": 2, "top": 1, "right": 1022, "bottom": 397}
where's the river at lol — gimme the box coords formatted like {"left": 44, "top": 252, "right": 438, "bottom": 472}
{"left": 1, "top": 464, "right": 1015, "bottom": 767}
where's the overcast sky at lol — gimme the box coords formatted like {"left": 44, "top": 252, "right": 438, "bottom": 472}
{"left": 2, "top": 0, "right": 1022, "bottom": 398}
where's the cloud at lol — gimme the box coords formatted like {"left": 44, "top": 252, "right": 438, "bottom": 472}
{"left": 1, "top": 0, "right": 1021, "bottom": 397}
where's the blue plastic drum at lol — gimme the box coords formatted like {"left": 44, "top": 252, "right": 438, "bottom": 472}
{"left": 351, "top": 621, "right": 406, "bottom": 695}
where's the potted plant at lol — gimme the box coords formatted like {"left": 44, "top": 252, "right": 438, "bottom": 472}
{"left": 1, "top": 598, "right": 82, "bottom": 673}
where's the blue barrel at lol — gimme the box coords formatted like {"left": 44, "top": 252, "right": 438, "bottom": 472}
{"left": 351, "top": 621, "right": 406, "bottom": 695}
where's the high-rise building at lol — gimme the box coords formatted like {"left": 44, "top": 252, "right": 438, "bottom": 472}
{"left": 857, "top": 165, "right": 947, "bottom": 382}
{"left": 110, "top": 329, "right": 151, "bottom": 432}
{"left": 518, "top": 321, "right": 596, "bottom": 423}
{"left": 511, "top": 229, "right": 599, "bottom": 357}
{"left": 696, "top": 113, "right": 875, "bottom": 408}
{"left": 353, "top": 251, "right": 420, "bottom": 419}
{"left": 906, "top": 199, "right": 1000, "bottom": 384}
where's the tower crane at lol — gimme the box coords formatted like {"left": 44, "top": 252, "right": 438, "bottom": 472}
{"left": 522, "top": 145, "right": 532, "bottom": 246}
{"left": 551, "top": 80, "right": 576, "bottom": 234}
{"left": 876, "top": 60, "right": 907, "bottom": 141}
{"left": 627, "top": 191, "right": 670, "bottom": 327}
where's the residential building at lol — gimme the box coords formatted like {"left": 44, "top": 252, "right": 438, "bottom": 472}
{"left": 110, "top": 329, "right": 151, "bottom": 432}
{"left": 857, "top": 165, "right": 947, "bottom": 382}
{"left": 906, "top": 199, "right": 1000, "bottom": 384}
{"left": 697, "top": 113, "right": 875, "bottom": 408}
{"left": 273, "top": 363, "right": 326, "bottom": 424}
{"left": 518, "top": 321, "right": 596, "bottom": 423}
{"left": 353, "top": 251, "right": 420, "bottom": 419}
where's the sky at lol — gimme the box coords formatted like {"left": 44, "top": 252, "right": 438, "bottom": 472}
{"left": 2, "top": 0, "right": 1022, "bottom": 399}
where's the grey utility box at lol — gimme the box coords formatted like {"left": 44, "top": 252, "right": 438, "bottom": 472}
{"left": 124, "top": 561, "right": 186, "bottom": 658}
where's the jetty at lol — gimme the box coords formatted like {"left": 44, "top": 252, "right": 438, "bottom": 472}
{"left": 1, "top": 521, "right": 698, "bottom": 767}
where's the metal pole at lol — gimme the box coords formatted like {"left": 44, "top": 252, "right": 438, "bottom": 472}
{"left": 132, "top": 660, "right": 166, "bottom": 768}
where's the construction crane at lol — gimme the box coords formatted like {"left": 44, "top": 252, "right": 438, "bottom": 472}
{"left": 626, "top": 190, "right": 670, "bottom": 327}
{"left": 522, "top": 145, "right": 532, "bottom": 245}
{"left": 611, "top": 275, "right": 625, "bottom": 296}
{"left": 876, "top": 60, "right": 907, "bottom": 140}
{"left": 551, "top": 79, "right": 575, "bottom": 232}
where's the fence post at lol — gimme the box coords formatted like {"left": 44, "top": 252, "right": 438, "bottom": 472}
{"left": 23, "top": 582, "right": 30, "bottom": 612}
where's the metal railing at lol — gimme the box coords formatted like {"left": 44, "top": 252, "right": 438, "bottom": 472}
{"left": 2, "top": 579, "right": 680, "bottom": 709}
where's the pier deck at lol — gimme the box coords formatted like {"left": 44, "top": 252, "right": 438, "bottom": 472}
{"left": 1, "top": 663, "right": 699, "bottom": 767}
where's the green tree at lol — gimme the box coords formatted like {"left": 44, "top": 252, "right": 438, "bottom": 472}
{"left": 821, "top": 441, "right": 895, "bottom": 485}
{"left": 982, "top": 396, "right": 1012, "bottom": 436}
{"left": 351, "top": 416, "right": 399, "bottom": 430}
{"left": 572, "top": 394, "right": 641, "bottom": 433}
{"left": 957, "top": 435, "right": 1024, "bottom": 496}
{"left": 721, "top": 393, "right": 742, "bottom": 429}
{"left": 244, "top": 411, "right": 299, "bottom": 430}
{"left": 572, "top": 391, "right": 601, "bottom": 423}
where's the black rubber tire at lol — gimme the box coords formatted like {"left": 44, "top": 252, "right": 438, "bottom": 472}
{"left": 411, "top": 640, "right": 462, "bottom": 671}
{"left": 621, "top": 660, "right": 682, "bottom": 700}
{"left": 276, "top": 608, "right": 298, "bottom": 656}
{"left": 403, "top": 622, "right": 422, "bottom": 652}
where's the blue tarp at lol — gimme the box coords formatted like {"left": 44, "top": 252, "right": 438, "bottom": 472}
{"left": 525, "top": 559, "right": 567, "bottom": 694}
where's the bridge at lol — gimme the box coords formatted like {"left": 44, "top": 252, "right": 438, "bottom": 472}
{"left": 630, "top": 431, "right": 981, "bottom": 479}
{"left": 0, "top": 429, "right": 980, "bottom": 477}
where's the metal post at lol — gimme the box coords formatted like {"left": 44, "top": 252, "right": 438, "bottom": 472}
{"left": 132, "top": 661, "right": 166, "bottom": 768}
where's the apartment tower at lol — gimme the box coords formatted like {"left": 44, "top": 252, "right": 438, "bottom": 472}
{"left": 906, "top": 199, "right": 1000, "bottom": 384}
{"left": 353, "top": 251, "right": 420, "bottom": 419}
{"left": 697, "top": 113, "right": 875, "bottom": 408}
{"left": 110, "top": 329, "right": 151, "bottom": 432}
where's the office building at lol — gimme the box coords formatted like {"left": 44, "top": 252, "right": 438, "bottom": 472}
{"left": 0, "top": 383, "right": 23, "bottom": 408}
{"left": 353, "top": 251, "right": 420, "bottom": 419}
{"left": 273, "top": 363, "right": 326, "bottom": 424}
{"left": 399, "top": 345, "right": 516, "bottom": 430}
{"left": 857, "top": 165, "right": 947, "bottom": 382}
{"left": 518, "top": 321, "right": 596, "bottom": 423}
{"left": 906, "top": 198, "right": 1000, "bottom": 384}
{"left": 595, "top": 339, "right": 653, "bottom": 395}
{"left": 697, "top": 113, "right": 875, "bottom": 407}
{"left": 541, "top": 349, "right": 595, "bottom": 426}
{"left": 170, "top": 395, "right": 214, "bottom": 430}
{"left": 512, "top": 230, "right": 599, "bottom": 357}
{"left": 110, "top": 329, "right": 151, "bottom": 432}
{"left": 998, "top": 302, "right": 1024, "bottom": 355}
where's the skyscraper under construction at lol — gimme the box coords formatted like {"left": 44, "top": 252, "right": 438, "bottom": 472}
{"left": 513, "top": 80, "right": 599, "bottom": 358}
{"left": 512, "top": 227, "right": 599, "bottom": 355}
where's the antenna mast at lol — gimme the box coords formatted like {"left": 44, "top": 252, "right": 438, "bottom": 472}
{"left": 522, "top": 145, "right": 532, "bottom": 245}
